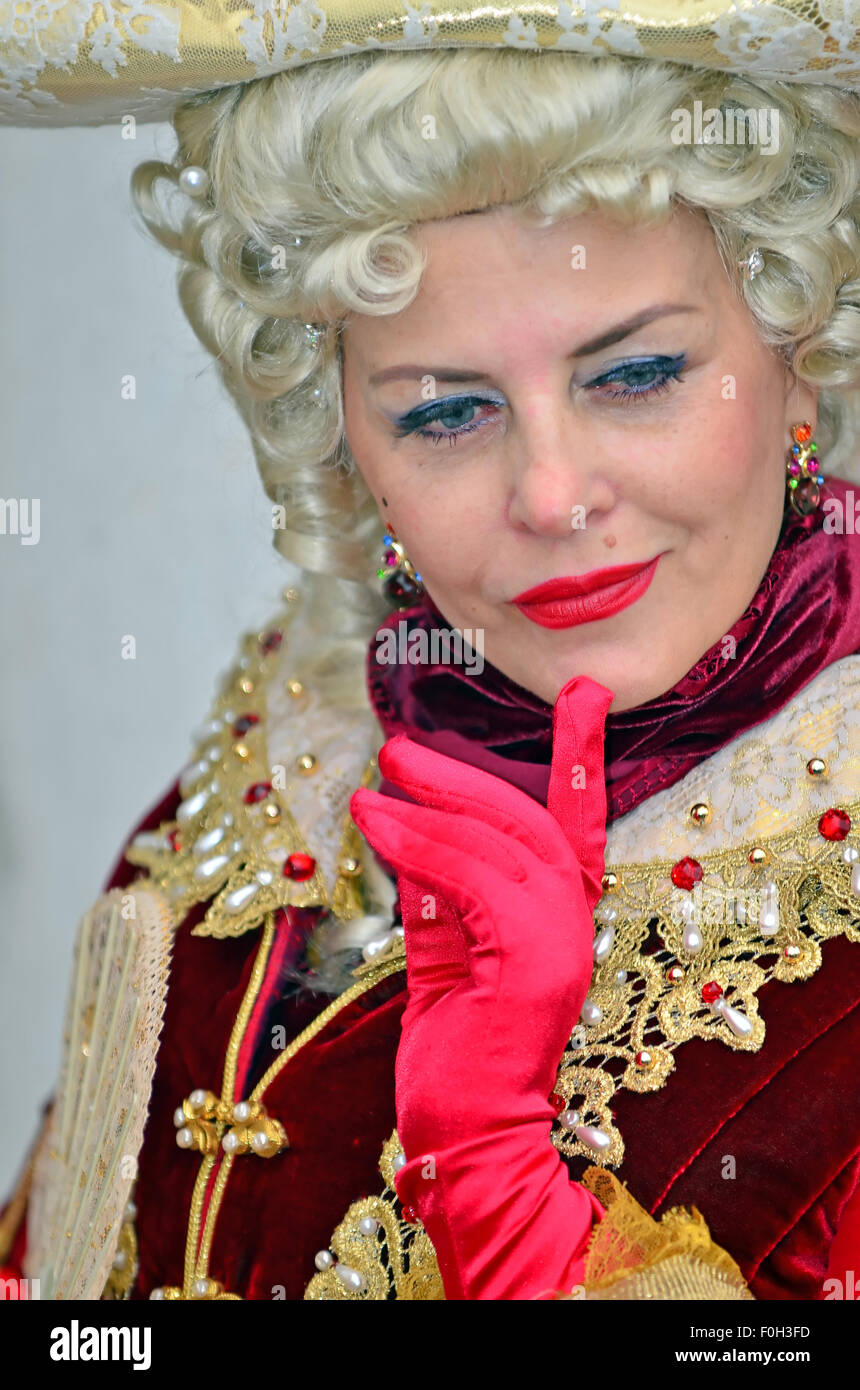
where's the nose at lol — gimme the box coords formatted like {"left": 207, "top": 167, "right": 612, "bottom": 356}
{"left": 506, "top": 405, "right": 614, "bottom": 537}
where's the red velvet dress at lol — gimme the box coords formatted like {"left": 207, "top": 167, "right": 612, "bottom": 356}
{"left": 2, "top": 481, "right": 860, "bottom": 1300}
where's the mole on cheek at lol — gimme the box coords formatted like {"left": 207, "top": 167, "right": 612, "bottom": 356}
{"left": 604, "top": 534, "right": 618, "bottom": 549}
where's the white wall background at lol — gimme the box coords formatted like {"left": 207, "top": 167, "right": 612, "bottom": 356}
{"left": 0, "top": 122, "right": 296, "bottom": 1196}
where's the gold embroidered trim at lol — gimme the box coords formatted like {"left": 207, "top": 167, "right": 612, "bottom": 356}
{"left": 552, "top": 802, "right": 860, "bottom": 1168}
{"left": 124, "top": 591, "right": 376, "bottom": 940}
{"left": 304, "top": 1131, "right": 444, "bottom": 1301}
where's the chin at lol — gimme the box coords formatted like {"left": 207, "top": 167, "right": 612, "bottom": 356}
{"left": 532, "top": 654, "right": 683, "bottom": 712}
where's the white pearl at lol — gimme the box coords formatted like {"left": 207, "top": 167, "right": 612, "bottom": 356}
{"left": 851, "top": 863, "right": 860, "bottom": 899}
{"left": 335, "top": 1264, "right": 366, "bottom": 1293}
{"left": 149, "top": 1288, "right": 165, "bottom": 1300}
{"left": 173, "top": 1106, "right": 186, "bottom": 1128}
{"left": 176, "top": 789, "right": 210, "bottom": 822}
{"left": 734, "top": 897, "right": 748, "bottom": 926}
{"left": 176, "top": 1127, "right": 194, "bottom": 1149}
{"left": 193, "top": 826, "right": 225, "bottom": 855}
{"left": 362, "top": 931, "right": 394, "bottom": 963}
{"left": 195, "top": 719, "right": 223, "bottom": 741}
{"left": 758, "top": 881, "right": 780, "bottom": 935}
{"left": 224, "top": 882, "right": 260, "bottom": 913}
{"left": 193, "top": 853, "right": 231, "bottom": 881}
{"left": 580, "top": 997, "right": 603, "bottom": 1027}
{"left": 233, "top": 1101, "right": 251, "bottom": 1122}
{"left": 250, "top": 1129, "right": 270, "bottom": 1152}
{"left": 189, "top": 1089, "right": 207, "bottom": 1106}
{"left": 392, "top": 1152, "right": 406, "bottom": 1171}
{"left": 575, "top": 1124, "right": 611, "bottom": 1153}
{"left": 314, "top": 1250, "right": 334, "bottom": 1271}
{"left": 842, "top": 845, "right": 859, "bottom": 864}
{"left": 592, "top": 925, "right": 614, "bottom": 963}
{"left": 559, "top": 1109, "right": 580, "bottom": 1130}
{"left": 132, "top": 830, "right": 168, "bottom": 851}
{"left": 615, "top": 970, "right": 628, "bottom": 986}
{"left": 179, "top": 166, "right": 209, "bottom": 197}
{"left": 723, "top": 1004, "right": 753, "bottom": 1038}
{"left": 179, "top": 759, "right": 210, "bottom": 795}
{"left": 595, "top": 901, "right": 618, "bottom": 925}
{"left": 112, "top": 1250, "right": 128, "bottom": 1270}
{"left": 683, "top": 926, "right": 703, "bottom": 954}
{"left": 124, "top": 1201, "right": 137, "bottom": 1223}
{"left": 358, "top": 1217, "right": 379, "bottom": 1236}
{"left": 222, "top": 1131, "right": 240, "bottom": 1153}
{"left": 192, "top": 1277, "right": 212, "bottom": 1298}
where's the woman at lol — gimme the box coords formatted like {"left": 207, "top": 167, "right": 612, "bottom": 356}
{"left": 2, "top": 2, "right": 860, "bottom": 1301}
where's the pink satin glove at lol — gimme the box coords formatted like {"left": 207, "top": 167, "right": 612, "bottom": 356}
{"left": 349, "top": 675, "right": 614, "bottom": 1300}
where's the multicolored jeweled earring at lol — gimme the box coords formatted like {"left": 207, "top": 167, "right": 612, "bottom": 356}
{"left": 377, "top": 526, "right": 425, "bottom": 606}
{"left": 786, "top": 421, "right": 824, "bottom": 517}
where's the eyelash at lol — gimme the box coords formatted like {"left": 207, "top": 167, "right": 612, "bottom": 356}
{"left": 394, "top": 355, "right": 687, "bottom": 446}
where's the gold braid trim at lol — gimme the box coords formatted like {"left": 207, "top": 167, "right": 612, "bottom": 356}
{"left": 572, "top": 1165, "right": 754, "bottom": 1301}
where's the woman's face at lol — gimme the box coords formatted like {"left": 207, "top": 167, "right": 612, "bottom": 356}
{"left": 341, "top": 203, "right": 817, "bottom": 711}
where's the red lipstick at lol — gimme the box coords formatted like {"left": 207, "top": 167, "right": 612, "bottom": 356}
{"left": 511, "top": 556, "right": 662, "bottom": 629}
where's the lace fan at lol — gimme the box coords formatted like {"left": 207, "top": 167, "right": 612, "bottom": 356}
{"left": 25, "top": 887, "right": 173, "bottom": 1300}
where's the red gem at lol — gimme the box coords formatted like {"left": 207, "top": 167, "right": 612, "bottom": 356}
{"left": 671, "top": 857, "right": 703, "bottom": 891}
{"left": 383, "top": 572, "right": 424, "bottom": 605}
{"left": 232, "top": 713, "right": 260, "bottom": 737}
{"left": 283, "top": 852, "right": 316, "bottom": 882}
{"left": 787, "top": 460, "right": 802, "bottom": 478}
{"left": 259, "top": 630, "right": 282, "bottom": 654}
{"left": 549, "top": 1092, "right": 566, "bottom": 1114}
{"left": 701, "top": 981, "right": 723, "bottom": 1004}
{"left": 818, "top": 807, "right": 851, "bottom": 841}
{"left": 167, "top": 829, "right": 182, "bottom": 852}
{"left": 402, "top": 1206, "right": 419, "bottom": 1225}
{"left": 793, "top": 479, "right": 820, "bottom": 515}
{"left": 793, "top": 422, "right": 812, "bottom": 444}
{"left": 243, "top": 781, "right": 272, "bottom": 804}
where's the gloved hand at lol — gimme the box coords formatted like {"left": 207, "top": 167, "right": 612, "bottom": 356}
{"left": 349, "top": 675, "right": 614, "bottom": 1300}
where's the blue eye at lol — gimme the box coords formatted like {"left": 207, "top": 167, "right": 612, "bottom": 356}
{"left": 392, "top": 394, "right": 501, "bottom": 446}
{"left": 392, "top": 354, "right": 687, "bottom": 446}
{"left": 586, "top": 354, "right": 687, "bottom": 402}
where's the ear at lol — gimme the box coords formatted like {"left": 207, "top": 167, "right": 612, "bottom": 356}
{"left": 781, "top": 359, "right": 819, "bottom": 449}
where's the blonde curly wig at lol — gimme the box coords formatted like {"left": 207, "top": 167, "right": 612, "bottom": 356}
{"left": 131, "top": 48, "right": 860, "bottom": 988}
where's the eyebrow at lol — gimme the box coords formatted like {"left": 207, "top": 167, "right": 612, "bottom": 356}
{"left": 368, "top": 303, "right": 700, "bottom": 386}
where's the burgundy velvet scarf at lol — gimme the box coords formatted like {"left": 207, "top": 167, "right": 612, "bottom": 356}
{"left": 367, "top": 477, "right": 860, "bottom": 822}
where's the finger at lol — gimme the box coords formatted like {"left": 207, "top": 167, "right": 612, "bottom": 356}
{"left": 397, "top": 875, "right": 471, "bottom": 996}
{"left": 546, "top": 675, "right": 612, "bottom": 903}
{"left": 349, "top": 788, "right": 528, "bottom": 945}
{"left": 377, "top": 734, "right": 569, "bottom": 865}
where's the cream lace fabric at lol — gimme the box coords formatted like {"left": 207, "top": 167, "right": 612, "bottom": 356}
{"left": 606, "top": 655, "right": 860, "bottom": 864}
{"left": 24, "top": 887, "right": 173, "bottom": 1300}
{"left": 264, "top": 597, "right": 385, "bottom": 901}
{"left": 2, "top": 1, "right": 860, "bottom": 127}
